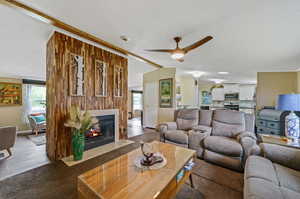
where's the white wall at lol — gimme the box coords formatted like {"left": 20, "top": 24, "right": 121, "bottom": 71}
{"left": 179, "top": 76, "right": 196, "bottom": 106}
{"left": 0, "top": 77, "right": 28, "bottom": 130}
{"left": 143, "top": 68, "right": 176, "bottom": 127}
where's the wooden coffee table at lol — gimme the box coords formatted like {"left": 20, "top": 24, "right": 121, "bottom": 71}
{"left": 78, "top": 141, "right": 196, "bottom": 199}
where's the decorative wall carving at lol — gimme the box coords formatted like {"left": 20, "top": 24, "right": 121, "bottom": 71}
{"left": 69, "top": 54, "right": 85, "bottom": 96}
{"left": 114, "top": 66, "right": 123, "bottom": 97}
{"left": 95, "top": 60, "right": 107, "bottom": 97}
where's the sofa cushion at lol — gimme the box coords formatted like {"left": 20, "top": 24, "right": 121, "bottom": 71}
{"left": 213, "top": 110, "right": 246, "bottom": 125}
{"left": 164, "top": 130, "right": 188, "bottom": 144}
{"left": 274, "top": 163, "right": 300, "bottom": 193}
{"left": 203, "top": 136, "right": 243, "bottom": 157}
{"left": 176, "top": 109, "right": 199, "bottom": 130}
{"left": 176, "top": 118, "right": 198, "bottom": 131}
{"left": 244, "top": 177, "right": 283, "bottom": 199}
{"left": 177, "top": 109, "right": 199, "bottom": 120}
{"left": 280, "top": 187, "right": 300, "bottom": 199}
{"left": 212, "top": 120, "right": 245, "bottom": 138}
{"left": 204, "top": 150, "right": 242, "bottom": 171}
{"left": 245, "top": 156, "right": 279, "bottom": 185}
{"left": 261, "top": 143, "right": 300, "bottom": 171}
{"left": 199, "top": 110, "right": 213, "bottom": 126}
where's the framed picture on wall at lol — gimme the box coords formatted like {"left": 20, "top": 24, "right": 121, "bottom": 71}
{"left": 0, "top": 82, "right": 22, "bottom": 106}
{"left": 69, "top": 53, "right": 85, "bottom": 96}
{"left": 159, "top": 78, "right": 173, "bottom": 108}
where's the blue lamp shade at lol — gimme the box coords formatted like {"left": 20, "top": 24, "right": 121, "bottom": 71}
{"left": 277, "top": 94, "right": 300, "bottom": 111}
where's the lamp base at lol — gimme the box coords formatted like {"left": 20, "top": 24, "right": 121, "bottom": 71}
{"left": 285, "top": 111, "right": 300, "bottom": 142}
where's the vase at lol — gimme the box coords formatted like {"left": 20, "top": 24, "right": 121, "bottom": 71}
{"left": 72, "top": 131, "right": 85, "bottom": 161}
{"left": 285, "top": 111, "right": 300, "bottom": 142}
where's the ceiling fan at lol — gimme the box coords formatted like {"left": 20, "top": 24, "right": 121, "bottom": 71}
{"left": 145, "top": 36, "right": 213, "bottom": 62}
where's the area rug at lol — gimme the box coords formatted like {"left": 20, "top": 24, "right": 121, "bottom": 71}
{"left": 26, "top": 134, "right": 46, "bottom": 146}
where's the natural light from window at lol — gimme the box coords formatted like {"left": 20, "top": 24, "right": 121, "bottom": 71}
{"left": 30, "top": 85, "right": 46, "bottom": 112}
{"left": 133, "top": 92, "right": 142, "bottom": 110}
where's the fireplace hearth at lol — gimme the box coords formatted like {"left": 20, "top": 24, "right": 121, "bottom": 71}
{"left": 85, "top": 114, "right": 115, "bottom": 150}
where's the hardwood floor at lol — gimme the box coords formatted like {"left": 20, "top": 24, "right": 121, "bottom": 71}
{"left": 0, "top": 130, "right": 243, "bottom": 199}
{"left": 127, "top": 117, "right": 144, "bottom": 138}
{"left": 0, "top": 120, "right": 145, "bottom": 181}
{"left": 0, "top": 134, "right": 50, "bottom": 181}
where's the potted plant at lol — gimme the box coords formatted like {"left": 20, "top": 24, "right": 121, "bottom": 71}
{"left": 64, "top": 106, "right": 97, "bottom": 161}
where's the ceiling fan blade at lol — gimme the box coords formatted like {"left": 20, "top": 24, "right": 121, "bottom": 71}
{"left": 177, "top": 58, "right": 184, "bottom": 62}
{"left": 183, "top": 36, "right": 213, "bottom": 53}
{"left": 144, "top": 49, "right": 174, "bottom": 53}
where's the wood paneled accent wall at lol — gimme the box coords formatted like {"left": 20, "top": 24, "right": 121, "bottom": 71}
{"left": 46, "top": 32, "right": 128, "bottom": 160}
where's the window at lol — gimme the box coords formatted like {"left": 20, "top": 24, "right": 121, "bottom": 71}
{"left": 30, "top": 85, "right": 46, "bottom": 113}
{"left": 132, "top": 92, "right": 143, "bottom": 110}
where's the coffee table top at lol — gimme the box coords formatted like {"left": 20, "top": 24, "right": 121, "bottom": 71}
{"left": 259, "top": 134, "right": 300, "bottom": 149}
{"left": 78, "top": 141, "right": 196, "bottom": 199}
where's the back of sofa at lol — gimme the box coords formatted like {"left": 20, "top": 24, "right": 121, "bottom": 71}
{"left": 174, "top": 109, "right": 255, "bottom": 136}
{"left": 174, "top": 109, "right": 199, "bottom": 130}
{"left": 211, "top": 110, "right": 246, "bottom": 137}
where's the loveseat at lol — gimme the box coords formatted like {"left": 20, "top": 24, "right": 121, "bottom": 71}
{"left": 244, "top": 143, "right": 300, "bottom": 199}
{"left": 158, "top": 109, "right": 256, "bottom": 171}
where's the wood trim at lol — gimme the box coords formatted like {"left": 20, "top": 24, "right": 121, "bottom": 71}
{"left": 1, "top": 0, "right": 163, "bottom": 69}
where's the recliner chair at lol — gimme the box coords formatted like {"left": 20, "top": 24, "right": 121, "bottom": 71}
{"left": 158, "top": 109, "right": 256, "bottom": 171}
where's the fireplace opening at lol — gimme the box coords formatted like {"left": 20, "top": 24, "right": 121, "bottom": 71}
{"left": 85, "top": 114, "right": 115, "bottom": 150}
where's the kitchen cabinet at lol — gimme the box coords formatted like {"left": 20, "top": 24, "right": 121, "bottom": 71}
{"left": 224, "top": 84, "right": 239, "bottom": 94}
{"left": 212, "top": 88, "right": 224, "bottom": 101}
{"left": 239, "top": 85, "right": 256, "bottom": 100}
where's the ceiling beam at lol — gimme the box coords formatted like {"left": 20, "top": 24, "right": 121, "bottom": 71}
{"left": 1, "top": 0, "right": 163, "bottom": 69}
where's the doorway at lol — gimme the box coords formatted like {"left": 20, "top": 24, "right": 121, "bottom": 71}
{"left": 128, "top": 90, "right": 143, "bottom": 137}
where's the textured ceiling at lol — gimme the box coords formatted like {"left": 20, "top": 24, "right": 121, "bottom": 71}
{"left": 1, "top": 0, "right": 300, "bottom": 86}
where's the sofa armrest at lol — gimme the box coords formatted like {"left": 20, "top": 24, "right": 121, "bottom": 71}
{"left": 0, "top": 126, "right": 16, "bottom": 150}
{"left": 237, "top": 131, "right": 258, "bottom": 165}
{"left": 157, "top": 122, "right": 178, "bottom": 141}
{"left": 157, "top": 122, "right": 177, "bottom": 132}
{"left": 260, "top": 143, "right": 300, "bottom": 171}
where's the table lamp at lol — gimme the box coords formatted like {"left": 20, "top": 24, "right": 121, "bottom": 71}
{"left": 277, "top": 94, "right": 300, "bottom": 142}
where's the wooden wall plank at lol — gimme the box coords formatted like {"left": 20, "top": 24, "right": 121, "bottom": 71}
{"left": 46, "top": 32, "right": 128, "bottom": 160}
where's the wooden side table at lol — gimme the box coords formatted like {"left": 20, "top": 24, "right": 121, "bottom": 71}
{"left": 259, "top": 134, "right": 300, "bottom": 149}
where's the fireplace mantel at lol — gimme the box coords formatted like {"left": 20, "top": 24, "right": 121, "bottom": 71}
{"left": 88, "top": 109, "right": 119, "bottom": 143}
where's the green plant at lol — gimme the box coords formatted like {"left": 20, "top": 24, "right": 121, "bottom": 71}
{"left": 64, "top": 106, "right": 98, "bottom": 134}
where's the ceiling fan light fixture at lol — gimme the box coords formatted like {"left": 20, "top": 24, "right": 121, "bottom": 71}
{"left": 218, "top": 72, "right": 229, "bottom": 75}
{"left": 171, "top": 52, "right": 184, "bottom": 60}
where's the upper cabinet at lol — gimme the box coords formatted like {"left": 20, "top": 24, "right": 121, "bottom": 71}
{"left": 239, "top": 84, "right": 256, "bottom": 100}
{"left": 224, "top": 84, "right": 239, "bottom": 94}
{"left": 212, "top": 88, "right": 224, "bottom": 101}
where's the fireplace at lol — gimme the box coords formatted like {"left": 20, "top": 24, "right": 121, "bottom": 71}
{"left": 85, "top": 114, "right": 115, "bottom": 150}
